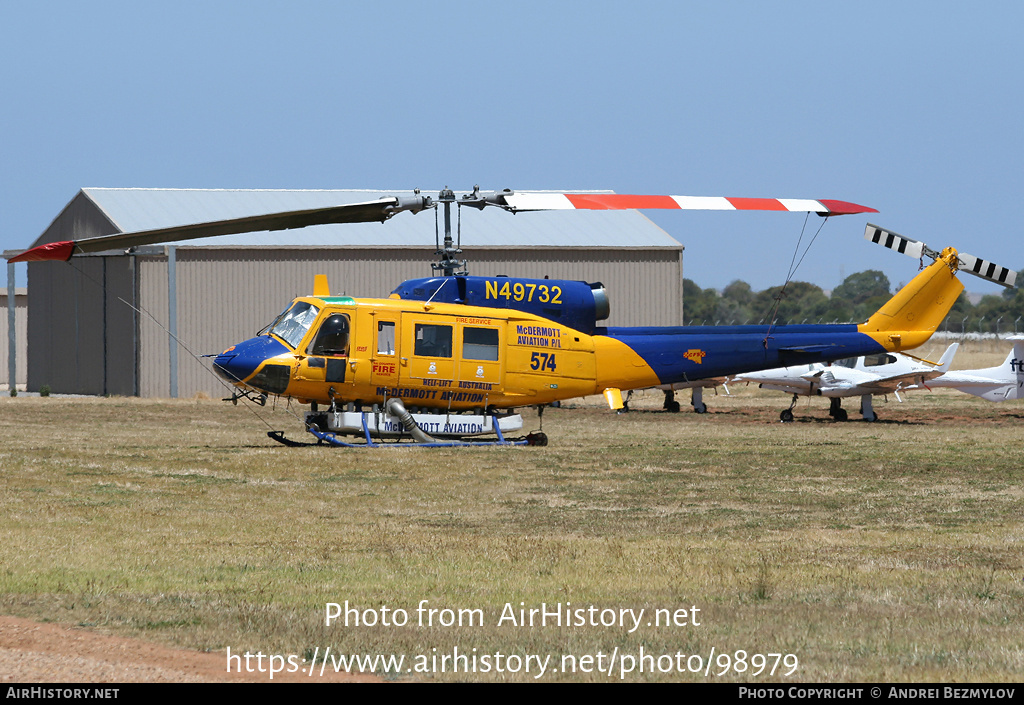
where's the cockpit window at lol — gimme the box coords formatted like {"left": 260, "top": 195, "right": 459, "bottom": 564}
{"left": 308, "top": 314, "right": 351, "bottom": 356}
{"left": 834, "top": 357, "right": 857, "bottom": 368}
{"left": 864, "top": 353, "right": 897, "bottom": 367}
{"left": 268, "top": 301, "right": 320, "bottom": 349}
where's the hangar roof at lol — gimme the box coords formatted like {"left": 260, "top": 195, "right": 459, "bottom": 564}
{"left": 32, "top": 188, "right": 682, "bottom": 251}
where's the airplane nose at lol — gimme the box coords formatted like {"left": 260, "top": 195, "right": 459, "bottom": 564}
{"left": 213, "top": 336, "right": 289, "bottom": 384}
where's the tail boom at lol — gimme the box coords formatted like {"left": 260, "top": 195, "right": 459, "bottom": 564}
{"left": 594, "top": 247, "right": 968, "bottom": 392}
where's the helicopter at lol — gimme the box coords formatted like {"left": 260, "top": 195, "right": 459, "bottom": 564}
{"left": 9, "top": 189, "right": 1011, "bottom": 447}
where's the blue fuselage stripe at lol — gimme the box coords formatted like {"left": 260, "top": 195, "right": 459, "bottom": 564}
{"left": 599, "top": 324, "right": 886, "bottom": 383}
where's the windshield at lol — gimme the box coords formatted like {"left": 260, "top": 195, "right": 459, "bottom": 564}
{"left": 267, "top": 301, "right": 320, "bottom": 349}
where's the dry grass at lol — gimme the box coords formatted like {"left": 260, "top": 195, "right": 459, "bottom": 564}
{"left": 0, "top": 338, "right": 1021, "bottom": 682}
{"left": 931, "top": 337, "right": 1015, "bottom": 370}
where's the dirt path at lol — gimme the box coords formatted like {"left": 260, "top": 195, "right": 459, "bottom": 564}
{"left": 0, "top": 616, "right": 379, "bottom": 683}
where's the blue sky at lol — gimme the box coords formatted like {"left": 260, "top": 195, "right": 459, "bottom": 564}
{"left": 2, "top": 1, "right": 1020, "bottom": 295}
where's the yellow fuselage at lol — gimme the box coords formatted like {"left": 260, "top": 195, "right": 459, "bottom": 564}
{"left": 225, "top": 296, "right": 655, "bottom": 410}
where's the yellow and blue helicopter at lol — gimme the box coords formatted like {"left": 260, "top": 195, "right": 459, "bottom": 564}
{"left": 10, "top": 189, "right": 1014, "bottom": 447}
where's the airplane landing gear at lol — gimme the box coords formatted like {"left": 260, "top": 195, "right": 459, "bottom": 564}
{"left": 859, "top": 394, "right": 878, "bottom": 422}
{"left": 780, "top": 394, "right": 798, "bottom": 422}
{"left": 690, "top": 387, "right": 707, "bottom": 414}
{"left": 828, "top": 398, "right": 848, "bottom": 422}
{"left": 662, "top": 389, "right": 681, "bottom": 413}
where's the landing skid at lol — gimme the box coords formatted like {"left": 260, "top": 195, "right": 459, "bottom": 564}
{"left": 268, "top": 413, "right": 546, "bottom": 447}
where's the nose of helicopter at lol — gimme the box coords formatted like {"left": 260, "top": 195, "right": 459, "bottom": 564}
{"left": 213, "top": 335, "right": 289, "bottom": 384}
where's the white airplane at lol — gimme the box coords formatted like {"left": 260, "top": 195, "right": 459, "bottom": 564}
{"left": 732, "top": 222, "right": 1020, "bottom": 423}
{"left": 732, "top": 343, "right": 959, "bottom": 422}
{"left": 912, "top": 336, "right": 1024, "bottom": 401}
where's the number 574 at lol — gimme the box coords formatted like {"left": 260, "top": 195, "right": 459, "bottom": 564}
{"left": 530, "top": 352, "right": 557, "bottom": 371}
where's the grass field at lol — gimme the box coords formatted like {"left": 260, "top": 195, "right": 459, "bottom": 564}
{"left": 1, "top": 340, "right": 1021, "bottom": 682}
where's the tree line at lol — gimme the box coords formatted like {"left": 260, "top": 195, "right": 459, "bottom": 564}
{"left": 683, "top": 268, "right": 1024, "bottom": 335}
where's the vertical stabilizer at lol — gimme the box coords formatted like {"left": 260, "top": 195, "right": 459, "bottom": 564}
{"left": 859, "top": 248, "right": 964, "bottom": 352}
{"left": 936, "top": 343, "right": 959, "bottom": 373}
{"left": 1009, "top": 340, "right": 1024, "bottom": 396}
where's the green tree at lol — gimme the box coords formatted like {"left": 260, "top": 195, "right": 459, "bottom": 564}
{"left": 680, "top": 267, "right": 1023, "bottom": 333}
{"left": 832, "top": 270, "right": 892, "bottom": 322}
{"left": 821, "top": 297, "right": 855, "bottom": 324}
{"left": 682, "top": 279, "right": 719, "bottom": 325}
{"left": 832, "top": 270, "right": 891, "bottom": 304}
{"left": 718, "top": 280, "right": 755, "bottom": 324}
{"left": 753, "top": 281, "right": 830, "bottom": 325}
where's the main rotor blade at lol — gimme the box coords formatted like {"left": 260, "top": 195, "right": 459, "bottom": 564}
{"left": 501, "top": 193, "right": 877, "bottom": 216}
{"left": 7, "top": 196, "right": 417, "bottom": 262}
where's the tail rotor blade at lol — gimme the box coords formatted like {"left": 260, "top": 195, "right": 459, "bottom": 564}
{"left": 865, "top": 223, "right": 1017, "bottom": 289}
{"left": 958, "top": 253, "right": 1018, "bottom": 288}
{"left": 864, "top": 224, "right": 925, "bottom": 259}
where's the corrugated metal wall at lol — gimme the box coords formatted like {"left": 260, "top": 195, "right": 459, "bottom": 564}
{"left": 24, "top": 194, "right": 135, "bottom": 395}
{"left": 27, "top": 258, "right": 136, "bottom": 395}
{"left": 28, "top": 259, "right": 104, "bottom": 394}
{"left": 1, "top": 290, "right": 27, "bottom": 388}
{"left": 134, "top": 246, "right": 683, "bottom": 398}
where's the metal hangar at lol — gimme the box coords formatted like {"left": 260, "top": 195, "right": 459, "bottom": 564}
{"left": 21, "top": 188, "right": 684, "bottom": 398}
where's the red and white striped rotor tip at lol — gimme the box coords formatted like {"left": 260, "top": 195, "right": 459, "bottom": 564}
{"left": 502, "top": 193, "right": 877, "bottom": 216}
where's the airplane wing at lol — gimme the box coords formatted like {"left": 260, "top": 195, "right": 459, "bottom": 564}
{"left": 853, "top": 370, "right": 942, "bottom": 393}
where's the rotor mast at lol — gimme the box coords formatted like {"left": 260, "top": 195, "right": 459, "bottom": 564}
{"left": 433, "top": 187, "right": 468, "bottom": 277}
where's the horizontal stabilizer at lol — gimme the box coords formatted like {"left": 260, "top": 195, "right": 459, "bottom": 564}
{"left": 778, "top": 344, "right": 845, "bottom": 354}
{"left": 864, "top": 224, "right": 925, "bottom": 259}
{"left": 778, "top": 343, "right": 848, "bottom": 365}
